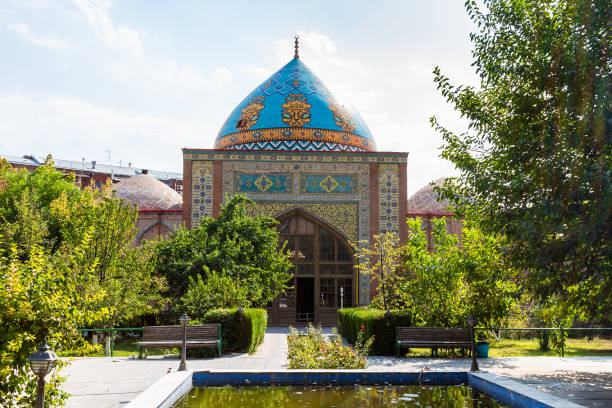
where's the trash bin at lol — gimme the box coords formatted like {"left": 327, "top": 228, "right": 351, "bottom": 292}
{"left": 476, "top": 342, "right": 489, "bottom": 358}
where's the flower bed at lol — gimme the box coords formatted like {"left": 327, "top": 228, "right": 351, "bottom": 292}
{"left": 287, "top": 324, "right": 373, "bottom": 369}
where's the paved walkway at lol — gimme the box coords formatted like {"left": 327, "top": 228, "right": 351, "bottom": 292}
{"left": 62, "top": 328, "right": 612, "bottom": 408}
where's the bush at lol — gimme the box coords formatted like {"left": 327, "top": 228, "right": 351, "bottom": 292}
{"left": 287, "top": 324, "right": 372, "bottom": 369}
{"left": 196, "top": 308, "right": 267, "bottom": 354}
{"left": 181, "top": 270, "right": 251, "bottom": 319}
{"left": 338, "top": 307, "right": 415, "bottom": 356}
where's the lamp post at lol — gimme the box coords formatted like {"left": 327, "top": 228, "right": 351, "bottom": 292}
{"left": 178, "top": 313, "right": 190, "bottom": 371}
{"left": 385, "top": 310, "right": 392, "bottom": 327}
{"left": 467, "top": 315, "right": 479, "bottom": 372}
{"left": 339, "top": 286, "right": 344, "bottom": 309}
{"left": 27, "top": 340, "right": 58, "bottom": 408}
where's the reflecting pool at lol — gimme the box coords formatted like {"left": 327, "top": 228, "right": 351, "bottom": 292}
{"left": 173, "top": 385, "right": 507, "bottom": 407}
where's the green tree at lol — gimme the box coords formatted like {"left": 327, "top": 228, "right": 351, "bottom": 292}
{"left": 401, "top": 217, "right": 518, "bottom": 328}
{"left": 0, "top": 234, "right": 107, "bottom": 407}
{"left": 352, "top": 232, "right": 404, "bottom": 310}
{"left": 155, "top": 195, "right": 293, "bottom": 306}
{"left": 0, "top": 157, "right": 166, "bottom": 405}
{"left": 180, "top": 269, "right": 251, "bottom": 319}
{"left": 50, "top": 185, "right": 167, "bottom": 327}
{"left": 431, "top": 0, "right": 611, "bottom": 320}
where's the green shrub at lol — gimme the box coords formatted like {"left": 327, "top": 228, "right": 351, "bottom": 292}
{"left": 287, "top": 324, "right": 372, "bottom": 369}
{"left": 338, "top": 307, "right": 415, "bottom": 356}
{"left": 181, "top": 270, "right": 251, "bottom": 319}
{"left": 196, "top": 308, "right": 267, "bottom": 354}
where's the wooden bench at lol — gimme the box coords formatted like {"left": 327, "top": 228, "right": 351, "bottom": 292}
{"left": 395, "top": 327, "right": 472, "bottom": 357}
{"left": 138, "top": 324, "right": 222, "bottom": 358}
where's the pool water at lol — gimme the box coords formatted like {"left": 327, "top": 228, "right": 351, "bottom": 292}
{"left": 173, "top": 385, "right": 507, "bottom": 407}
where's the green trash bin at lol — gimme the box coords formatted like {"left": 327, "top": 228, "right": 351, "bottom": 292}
{"left": 476, "top": 342, "right": 489, "bottom": 358}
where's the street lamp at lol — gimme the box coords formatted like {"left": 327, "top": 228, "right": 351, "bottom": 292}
{"left": 178, "top": 313, "right": 190, "bottom": 371}
{"left": 467, "top": 315, "right": 479, "bottom": 372}
{"left": 27, "top": 340, "right": 58, "bottom": 408}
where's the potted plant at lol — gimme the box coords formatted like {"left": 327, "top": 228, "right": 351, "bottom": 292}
{"left": 475, "top": 331, "right": 490, "bottom": 358}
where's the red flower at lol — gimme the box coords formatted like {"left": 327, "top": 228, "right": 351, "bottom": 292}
{"left": 360, "top": 324, "right": 365, "bottom": 331}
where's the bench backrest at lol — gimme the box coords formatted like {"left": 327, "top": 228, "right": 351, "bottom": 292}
{"left": 396, "top": 327, "right": 471, "bottom": 342}
{"left": 187, "top": 324, "right": 220, "bottom": 340}
{"left": 142, "top": 324, "right": 220, "bottom": 342}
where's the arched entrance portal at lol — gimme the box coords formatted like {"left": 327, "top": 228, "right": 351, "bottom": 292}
{"left": 267, "top": 210, "right": 356, "bottom": 326}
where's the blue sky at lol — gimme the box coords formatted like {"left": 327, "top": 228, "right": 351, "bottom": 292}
{"left": 0, "top": 0, "right": 479, "bottom": 195}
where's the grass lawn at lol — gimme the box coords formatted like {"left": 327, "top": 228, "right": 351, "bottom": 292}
{"left": 400, "top": 337, "right": 612, "bottom": 358}
{"left": 60, "top": 340, "right": 177, "bottom": 358}
{"left": 488, "top": 337, "right": 612, "bottom": 357}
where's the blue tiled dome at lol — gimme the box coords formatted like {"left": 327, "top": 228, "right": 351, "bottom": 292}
{"left": 215, "top": 58, "right": 376, "bottom": 152}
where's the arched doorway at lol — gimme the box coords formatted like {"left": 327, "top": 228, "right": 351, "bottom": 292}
{"left": 267, "top": 210, "right": 356, "bottom": 326}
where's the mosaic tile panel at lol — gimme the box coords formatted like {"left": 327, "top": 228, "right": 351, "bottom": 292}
{"left": 379, "top": 164, "right": 400, "bottom": 234}
{"left": 191, "top": 161, "right": 214, "bottom": 228}
{"left": 221, "top": 160, "right": 370, "bottom": 243}
{"left": 219, "top": 158, "right": 374, "bottom": 305}
{"left": 300, "top": 174, "right": 358, "bottom": 194}
{"left": 184, "top": 150, "right": 407, "bottom": 164}
{"left": 234, "top": 173, "right": 293, "bottom": 194}
{"left": 215, "top": 128, "right": 374, "bottom": 152}
{"left": 244, "top": 201, "right": 358, "bottom": 243}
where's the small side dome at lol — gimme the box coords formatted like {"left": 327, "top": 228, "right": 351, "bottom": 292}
{"left": 407, "top": 178, "right": 451, "bottom": 213}
{"left": 113, "top": 174, "right": 182, "bottom": 210}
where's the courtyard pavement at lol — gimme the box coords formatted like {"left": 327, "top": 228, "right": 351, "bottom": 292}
{"left": 62, "top": 327, "right": 612, "bottom": 408}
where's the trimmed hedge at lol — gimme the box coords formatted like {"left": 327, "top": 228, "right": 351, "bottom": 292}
{"left": 197, "top": 308, "right": 267, "bottom": 354}
{"left": 338, "top": 307, "right": 415, "bottom": 356}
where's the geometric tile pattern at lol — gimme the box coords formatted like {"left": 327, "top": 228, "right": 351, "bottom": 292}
{"left": 191, "top": 161, "right": 214, "bottom": 228}
{"left": 378, "top": 164, "right": 400, "bottom": 234}
{"left": 227, "top": 140, "right": 367, "bottom": 152}
{"left": 300, "top": 174, "right": 358, "bottom": 194}
{"left": 184, "top": 150, "right": 407, "bottom": 164}
{"left": 243, "top": 201, "right": 359, "bottom": 242}
{"left": 221, "top": 160, "right": 370, "bottom": 246}
{"left": 216, "top": 128, "right": 372, "bottom": 151}
{"left": 234, "top": 173, "right": 292, "bottom": 194}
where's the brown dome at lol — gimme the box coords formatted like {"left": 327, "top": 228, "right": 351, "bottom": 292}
{"left": 407, "top": 178, "right": 451, "bottom": 213}
{"left": 113, "top": 174, "right": 182, "bottom": 210}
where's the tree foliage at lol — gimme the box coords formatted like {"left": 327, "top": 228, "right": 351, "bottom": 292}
{"left": 155, "top": 195, "right": 293, "bottom": 307}
{"left": 431, "top": 0, "right": 611, "bottom": 320}
{"left": 181, "top": 269, "right": 251, "bottom": 319}
{"left": 401, "top": 217, "right": 518, "bottom": 329}
{"left": 352, "top": 232, "right": 404, "bottom": 310}
{"left": 0, "top": 157, "right": 165, "bottom": 406}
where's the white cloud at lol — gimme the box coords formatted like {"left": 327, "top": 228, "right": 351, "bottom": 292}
{"left": 72, "top": 0, "right": 144, "bottom": 55}
{"left": 7, "top": 22, "right": 68, "bottom": 50}
{"left": 0, "top": 94, "right": 211, "bottom": 172}
{"left": 124, "top": 61, "right": 232, "bottom": 90}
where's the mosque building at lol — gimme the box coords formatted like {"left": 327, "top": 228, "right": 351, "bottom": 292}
{"left": 3, "top": 40, "right": 459, "bottom": 326}
{"left": 182, "top": 40, "right": 408, "bottom": 325}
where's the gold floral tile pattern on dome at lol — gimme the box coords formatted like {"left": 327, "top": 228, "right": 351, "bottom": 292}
{"left": 244, "top": 201, "right": 359, "bottom": 243}
{"left": 213, "top": 127, "right": 375, "bottom": 151}
{"left": 379, "top": 164, "right": 400, "bottom": 234}
{"left": 191, "top": 161, "right": 214, "bottom": 228}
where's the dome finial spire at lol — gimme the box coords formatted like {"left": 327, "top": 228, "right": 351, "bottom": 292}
{"left": 294, "top": 35, "right": 299, "bottom": 59}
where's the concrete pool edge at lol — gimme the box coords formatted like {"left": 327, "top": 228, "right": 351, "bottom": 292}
{"left": 126, "top": 370, "right": 586, "bottom": 408}
{"left": 468, "top": 372, "right": 585, "bottom": 408}
{"left": 126, "top": 370, "right": 192, "bottom": 408}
